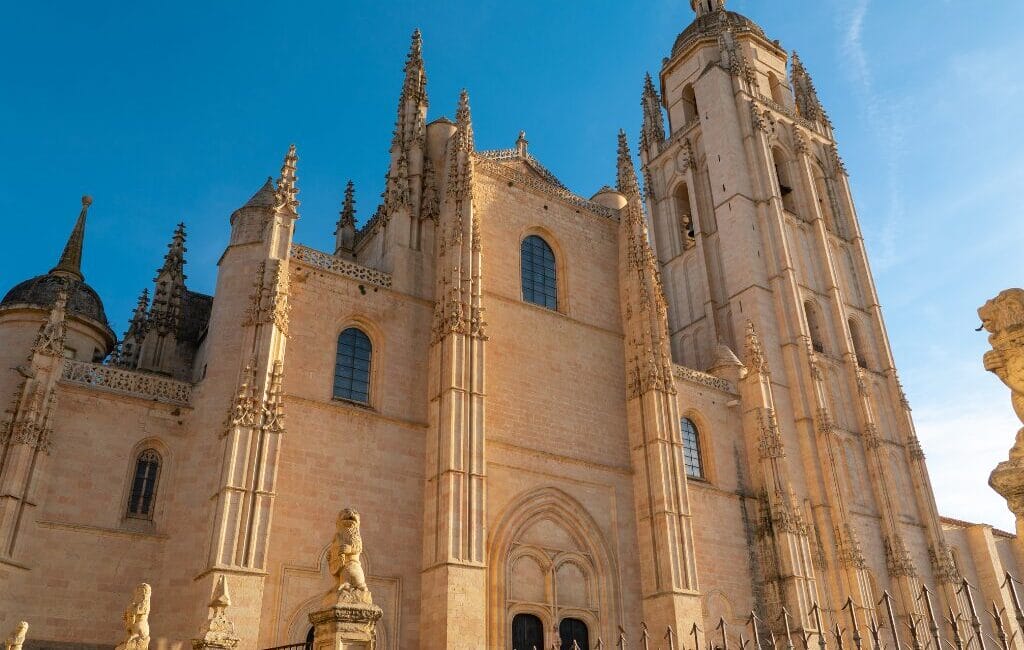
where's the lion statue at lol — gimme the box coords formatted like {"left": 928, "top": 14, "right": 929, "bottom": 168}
{"left": 327, "top": 508, "right": 370, "bottom": 604}
{"left": 5, "top": 622, "right": 28, "bottom": 650}
{"left": 979, "top": 288, "right": 1024, "bottom": 459}
{"left": 115, "top": 583, "right": 152, "bottom": 650}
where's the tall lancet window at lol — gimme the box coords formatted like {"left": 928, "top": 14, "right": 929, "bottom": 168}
{"left": 521, "top": 235, "right": 558, "bottom": 310}
{"left": 334, "top": 327, "right": 372, "bottom": 404}
{"left": 681, "top": 418, "right": 705, "bottom": 479}
{"left": 127, "top": 449, "right": 161, "bottom": 520}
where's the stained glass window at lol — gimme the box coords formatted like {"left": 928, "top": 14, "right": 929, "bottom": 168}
{"left": 521, "top": 235, "right": 557, "bottom": 310}
{"left": 681, "top": 418, "right": 704, "bottom": 480}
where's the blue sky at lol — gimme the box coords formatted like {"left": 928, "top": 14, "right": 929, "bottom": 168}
{"left": 2, "top": 1, "right": 1022, "bottom": 528}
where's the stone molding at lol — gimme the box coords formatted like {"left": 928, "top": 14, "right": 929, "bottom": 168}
{"left": 290, "top": 244, "right": 393, "bottom": 289}
{"left": 61, "top": 360, "right": 192, "bottom": 406}
{"left": 673, "top": 364, "right": 736, "bottom": 394}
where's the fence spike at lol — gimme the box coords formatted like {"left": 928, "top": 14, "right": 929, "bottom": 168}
{"left": 750, "top": 611, "right": 764, "bottom": 650}
{"left": 618, "top": 624, "right": 628, "bottom": 650}
{"left": 845, "top": 597, "right": 864, "bottom": 650}
{"left": 782, "top": 607, "right": 797, "bottom": 650}
{"left": 922, "top": 584, "right": 944, "bottom": 650}
{"left": 907, "top": 613, "right": 924, "bottom": 650}
{"left": 1003, "top": 572, "right": 1024, "bottom": 641}
{"left": 666, "top": 625, "right": 677, "bottom": 650}
{"left": 597, "top": 638, "right": 604, "bottom": 650}
{"left": 867, "top": 613, "right": 882, "bottom": 650}
{"left": 879, "top": 591, "right": 904, "bottom": 650}
{"left": 989, "top": 602, "right": 1010, "bottom": 650}
{"left": 960, "top": 579, "right": 988, "bottom": 650}
{"left": 944, "top": 607, "right": 965, "bottom": 650}
{"left": 812, "top": 603, "right": 828, "bottom": 650}
{"left": 719, "top": 617, "right": 731, "bottom": 650}
{"left": 833, "top": 623, "right": 846, "bottom": 650}
{"left": 692, "top": 622, "right": 702, "bottom": 650}
{"left": 572, "top": 642, "right": 581, "bottom": 650}
{"left": 642, "top": 622, "right": 650, "bottom": 650}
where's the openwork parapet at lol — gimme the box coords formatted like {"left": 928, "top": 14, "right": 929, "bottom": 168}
{"left": 61, "top": 360, "right": 193, "bottom": 406}
{"left": 290, "top": 244, "right": 393, "bottom": 289}
{"left": 673, "top": 365, "right": 736, "bottom": 394}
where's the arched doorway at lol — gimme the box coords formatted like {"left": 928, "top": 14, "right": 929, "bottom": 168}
{"left": 512, "top": 613, "right": 544, "bottom": 650}
{"left": 559, "top": 618, "right": 589, "bottom": 649}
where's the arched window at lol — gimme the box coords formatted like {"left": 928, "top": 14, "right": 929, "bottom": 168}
{"left": 127, "top": 449, "right": 161, "bottom": 520}
{"left": 559, "top": 618, "right": 590, "bottom": 650}
{"left": 682, "top": 85, "right": 699, "bottom": 124}
{"left": 512, "top": 613, "right": 544, "bottom": 650}
{"left": 305, "top": 627, "right": 314, "bottom": 650}
{"left": 521, "top": 235, "right": 558, "bottom": 310}
{"left": 804, "top": 301, "right": 825, "bottom": 353}
{"left": 848, "top": 318, "right": 869, "bottom": 369}
{"left": 772, "top": 147, "right": 798, "bottom": 215}
{"left": 681, "top": 418, "right": 704, "bottom": 480}
{"left": 334, "top": 327, "right": 372, "bottom": 404}
{"left": 674, "top": 183, "right": 696, "bottom": 253}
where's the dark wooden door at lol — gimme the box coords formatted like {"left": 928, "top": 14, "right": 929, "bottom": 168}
{"left": 559, "top": 618, "right": 589, "bottom": 649}
{"left": 512, "top": 613, "right": 545, "bottom": 650}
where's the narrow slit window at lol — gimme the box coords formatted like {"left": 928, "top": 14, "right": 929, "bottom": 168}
{"left": 127, "top": 449, "right": 161, "bottom": 520}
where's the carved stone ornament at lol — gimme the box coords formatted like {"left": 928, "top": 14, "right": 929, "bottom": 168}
{"left": 115, "top": 583, "right": 152, "bottom": 650}
{"left": 979, "top": 288, "right": 1024, "bottom": 459}
{"left": 928, "top": 544, "right": 960, "bottom": 585}
{"left": 326, "top": 508, "right": 372, "bottom": 606}
{"left": 192, "top": 576, "right": 239, "bottom": 650}
{"left": 32, "top": 290, "right": 69, "bottom": 357}
{"left": 5, "top": 622, "right": 28, "bottom": 650}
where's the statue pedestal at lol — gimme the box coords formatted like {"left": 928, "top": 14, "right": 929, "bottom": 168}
{"left": 309, "top": 598, "right": 382, "bottom": 650}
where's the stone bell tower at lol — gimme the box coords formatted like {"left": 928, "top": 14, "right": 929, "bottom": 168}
{"left": 638, "top": 0, "right": 964, "bottom": 631}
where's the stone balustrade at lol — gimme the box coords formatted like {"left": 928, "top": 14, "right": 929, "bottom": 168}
{"left": 61, "top": 360, "right": 193, "bottom": 406}
{"left": 290, "top": 244, "right": 393, "bottom": 289}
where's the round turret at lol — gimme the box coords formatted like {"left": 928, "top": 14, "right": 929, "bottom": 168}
{"left": 0, "top": 197, "right": 116, "bottom": 362}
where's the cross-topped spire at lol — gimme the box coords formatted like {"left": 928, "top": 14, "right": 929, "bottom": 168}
{"left": 50, "top": 195, "right": 92, "bottom": 281}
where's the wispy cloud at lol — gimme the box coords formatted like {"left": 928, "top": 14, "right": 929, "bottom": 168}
{"left": 833, "top": 0, "right": 907, "bottom": 273}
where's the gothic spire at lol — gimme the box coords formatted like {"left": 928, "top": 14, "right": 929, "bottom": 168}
{"left": 148, "top": 224, "right": 188, "bottom": 335}
{"left": 391, "top": 29, "right": 429, "bottom": 152}
{"left": 50, "top": 195, "right": 92, "bottom": 281}
{"left": 616, "top": 130, "right": 641, "bottom": 199}
{"left": 640, "top": 73, "right": 666, "bottom": 155}
{"left": 159, "top": 223, "right": 187, "bottom": 278}
{"left": 275, "top": 144, "right": 300, "bottom": 218}
{"left": 790, "top": 52, "right": 827, "bottom": 124}
{"left": 334, "top": 180, "right": 357, "bottom": 256}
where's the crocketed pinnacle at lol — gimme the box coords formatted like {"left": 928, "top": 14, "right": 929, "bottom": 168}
{"left": 403, "top": 29, "right": 427, "bottom": 107}
{"left": 339, "top": 180, "right": 356, "bottom": 229}
{"left": 640, "top": 73, "right": 666, "bottom": 150}
{"left": 276, "top": 144, "right": 300, "bottom": 216}
{"left": 790, "top": 52, "right": 826, "bottom": 123}
{"left": 616, "top": 131, "right": 641, "bottom": 198}
{"left": 50, "top": 195, "right": 92, "bottom": 281}
{"left": 455, "top": 89, "right": 474, "bottom": 151}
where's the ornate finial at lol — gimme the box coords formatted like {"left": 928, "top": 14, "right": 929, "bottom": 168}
{"left": 275, "top": 144, "right": 300, "bottom": 217}
{"left": 744, "top": 320, "right": 769, "bottom": 375}
{"left": 403, "top": 29, "right": 427, "bottom": 104}
{"left": 340, "top": 181, "right": 356, "bottom": 228}
{"left": 334, "top": 181, "right": 357, "bottom": 256}
{"left": 455, "top": 89, "right": 474, "bottom": 151}
{"left": 50, "top": 196, "right": 93, "bottom": 281}
{"left": 616, "top": 130, "right": 641, "bottom": 198}
{"left": 516, "top": 130, "right": 528, "bottom": 156}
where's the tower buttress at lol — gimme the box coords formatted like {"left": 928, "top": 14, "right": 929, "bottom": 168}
{"left": 616, "top": 130, "right": 703, "bottom": 636}
{"left": 421, "top": 88, "right": 488, "bottom": 649}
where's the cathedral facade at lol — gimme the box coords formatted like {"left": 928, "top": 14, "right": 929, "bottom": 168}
{"left": 1, "top": 2, "right": 1021, "bottom": 649}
